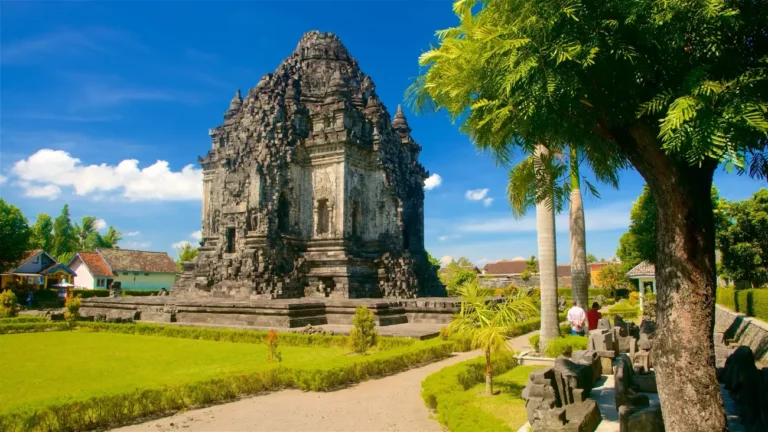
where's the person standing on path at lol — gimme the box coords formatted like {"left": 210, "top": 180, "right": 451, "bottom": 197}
{"left": 566, "top": 300, "right": 586, "bottom": 336}
{"left": 586, "top": 302, "right": 601, "bottom": 331}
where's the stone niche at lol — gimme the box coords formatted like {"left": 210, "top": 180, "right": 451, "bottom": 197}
{"left": 184, "top": 31, "right": 444, "bottom": 300}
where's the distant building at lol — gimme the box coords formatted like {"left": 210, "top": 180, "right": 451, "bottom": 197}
{"left": 0, "top": 249, "right": 76, "bottom": 290}
{"left": 479, "top": 258, "right": 614, "bottom": 288}
{"left": 69, "top": 249, "right": 179, "bottom": 291}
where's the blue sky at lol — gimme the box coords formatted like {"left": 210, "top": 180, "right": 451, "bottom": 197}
{"left": 0, "top": 1, "right": 765, "bottom": 267}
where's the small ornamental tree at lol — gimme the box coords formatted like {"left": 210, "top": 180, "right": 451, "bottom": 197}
{"left": 349, "top": 306, "right": 378, "bottom": 354}
{"left": 0, "top": 290, "right": 19, "bottom": 318}
{"left": 448, "top": 280, "right": 539, "bottom": 395}
{"left": 264, "top": 329, "right": 282, "bottom": 362}
{"left": 64, "top": 295, "right": 81, "bottom": 329}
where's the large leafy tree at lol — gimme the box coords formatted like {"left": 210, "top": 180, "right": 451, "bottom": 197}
{"left": 447, "top": 280, "right": 538, "bottom": 395}
{"left": 409, "top": 0, "right": 768, "bottom": 428}
{"left": 438, "top": 257, "right": 478, "bottom": 295}
{"left": 718, "top": 189, "right": 768, "bottom": 287}
{"left": 52, "top": 205, "right": 78, "bottom": 264}
{"left": 29, "top": 213, "right": 54, "bottom": 252}
{"left": 618, "top": 185, "right": 728, "bottom": 268}
{"left": 0, "top": 199, "right": 30, "bottom": 272}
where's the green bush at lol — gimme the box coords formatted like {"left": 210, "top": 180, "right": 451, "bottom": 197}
{"left": 543, "top": 335, "right": 588, "bottom": 358}
{"left": 349, "top": 306, "right": 378, "bottom": 354}
{"left": 716, "top": 288, "right": 768, "bottom": 322}
{"left": 0, "top": 316, "right": 47, "bottom": 324}
{"left": 70, "top": 289, "right": 110, "bottom": 299}
{"left": 75, "top": 321, "right": 414, "bottom": 350}
{"left": 123, "top": 290, "right": 162, "bottom": 297}
{"left": 0, "top": 322, "right": 70, "bottom": 334}
{"left": 604, "top": 300, "right": 640, "bottom": 318}
{"left": 420, "top": 353, "right": 518, "bottom": 432}
{"left": 1, "top": 290, "right": 19, "bottom": 318}
{"left": 0, "top": 341, "right": 453, "bottom": 432}
{"left": 606, "top": 298, "right": 616, "bottom": 305}
{"left": 529, "top": 334, "right": 540, "bottom": 352}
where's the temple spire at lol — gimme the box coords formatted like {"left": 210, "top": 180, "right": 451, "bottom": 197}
{"left": 224, "top": 89, "right": 243, "bottom": 120}
{"left": 392, "top": 104, "right": 411, "bottom": 138}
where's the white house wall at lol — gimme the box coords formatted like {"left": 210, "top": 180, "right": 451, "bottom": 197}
{"left": 69, "top": 257, "right": 96, "bottom": 289}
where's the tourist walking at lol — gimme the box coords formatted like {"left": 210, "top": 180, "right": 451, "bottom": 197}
{"left": 566, "top": 300, "right": 586, "bottom": 336}
{"left": 586, "top": 302, "right": 601, "bottom": 331}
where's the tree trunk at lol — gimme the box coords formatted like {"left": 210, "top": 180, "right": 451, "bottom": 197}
{"left": 485, "top": 348, "right": 493, "bottom": 395}
{"left": 535, "top": 144, "right": 560, "bottom": 352}
{"left": 569, "top": 146, "right": 589, "bottom": 309}
{"left": 618, "top": 123, "right": 726, "bottom": 432}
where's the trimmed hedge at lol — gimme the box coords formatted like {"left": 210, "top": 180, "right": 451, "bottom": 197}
{"left": 0, "top": 341, "right": 453, "bottom": 432}
{"left": 557, "top": 288, "right": 605, "bottom": 298}
{"left": 0, "top": 322, "right": 69, "bottom": 334}
{"left": 0, "top": 316, "right": 47, "bottom": 324}
{"left": 604, "top": 301, "right": 640, "bottom": 319}
{"left": 70, "top": 289, "right": 110, "bottom": 298}
{"left": 544, "top": 335, "right": 588, "bottom": 358}
{"left": 716, "top": 288, "right": 768, "bottom": 322}
{"left": 421, "top": 353, "right": 518, "bottom": 432}
{"left": 76, "top": 322, "right": 415, "bottom": 350}
{"left": 123, "top": 290, "right": 162, "bottom": 297}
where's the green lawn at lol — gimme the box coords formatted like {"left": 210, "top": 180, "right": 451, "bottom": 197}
{"left": 0, "top": 331, "right": 348, "bottom": 414}
{"left": 472, "top": 365, "right": 544, "bottom": 429}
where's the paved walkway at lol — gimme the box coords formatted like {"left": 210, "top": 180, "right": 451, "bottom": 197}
{"left": 113, "top": 331, "right": 537, "bottom": 432}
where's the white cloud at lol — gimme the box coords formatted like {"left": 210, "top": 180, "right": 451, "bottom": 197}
{"left": 424, "top": 173, "right": 442, "bottom": 190}
{"left": 465, "top": 188, "right": 489, "bottom": 201}
{"left": 11, "top": 149, "right": 202, "bottom": 201}
{"left": 439, "top": 255, "right": 454, "bottom": 266}
{"left": 438, "top": 235, "right": 448, "bottom": 241}
{"left": 438, "top": 234, "right": 461, "bottom": 242}
{"left": 124, "top": 231, "right": 141, "bottom": 237}
{"left": 483, "top": 197, "right": 494, "bottom": 207}
{"left": 172, "top": 240, "right": 190, "bottom": 249}
{"left": 123, "top": 241, "right": 151, "bottom": 249}
{"left": 190, "top": 230, "right": 202, "bottom": 241}
{"left": 457, "top": 201, "right": 632, "bottom": 233}
{"left": 477, "top": 258, "right": 489, "bottom": 265}
{"left": 94, "top": 218, "right": 107, "bottom": 231}
{"left": 0, "top": 175, "right": 7, "bottom": 185}
{"left": 17, "top": 182, "right": 61, "bottom": 200}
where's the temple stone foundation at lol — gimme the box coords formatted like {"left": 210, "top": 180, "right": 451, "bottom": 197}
{"left": 80, "top": 296, "right": 459, "bottom": 328}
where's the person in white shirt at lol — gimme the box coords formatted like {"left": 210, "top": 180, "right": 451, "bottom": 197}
{"left": 566, "top": 300, "right": 587, "bottom": 336}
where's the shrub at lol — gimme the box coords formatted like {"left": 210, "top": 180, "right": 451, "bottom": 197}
{"left": 529, "top": 334, "right": 540, "bottom": 352}
{"left": 421, "top": 353, "right": 518, "bottom": 432}
{"left": 0, "top": 322, "right": 69, "bottom": 334}
{"left": 64, "top": 295, "right": 81, "bottom": 329}
{"left": 543, "top": 335, "right": 588, "bottom": 358}
{"left": 717, "top": 287, "right": 736, "bottom": 310}
{"left": 0, "top": 290, "right": 19, "bottom": 318}
{"left": 0, "top": 316, "right": 47, "bottom": 324}
{"left": 604, "top": 300, "right": 640, "bottom": 318}
{"left": 606, "top": 298, "right": 616, "bottom": 305}
{"left": 716, "top": 288, "right": 768, "bottom": 323}
{"left": 123, "top": 290, "right": 162, "bottom": 296}
{"left": 0, "top": 341, "right": 453, "bottom": 432}
{"left": 349, "top": 306, "right": 378, "bottom": 354}
{"left": 520, "top": 270, "right": 531, "bottom": 281}
{"left": 264, "top": 329, "right": 282, "bottom": 363}
{"left": 70, "top": 289, "right": 110, "bottom": 299}
{"left": 628, "top": 292, "right": 640, "bottom": 307}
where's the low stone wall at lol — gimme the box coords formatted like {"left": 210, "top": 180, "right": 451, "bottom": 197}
{"left": 477, "top": 274, "right": 570, "bottom": 289}
{"left": 715, "top": 304, "right": 768, "bottom": 363}
{"left": 80, "top": 296, "right": 459, "bottom": 328}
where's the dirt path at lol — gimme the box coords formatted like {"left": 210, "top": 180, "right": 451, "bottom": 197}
{"left": 113, "top": 332, "right": 536, "bottom": 432}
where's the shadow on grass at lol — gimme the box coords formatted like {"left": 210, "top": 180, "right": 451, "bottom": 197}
{"left": 495, "top": 381, "right": 526, "bottom": 398}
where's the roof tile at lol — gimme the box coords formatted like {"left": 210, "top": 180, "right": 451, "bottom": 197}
{"left": 97, "top": 248, "right": 178, "bottom": 274}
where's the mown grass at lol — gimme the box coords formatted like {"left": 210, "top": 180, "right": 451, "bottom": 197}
{"left": 471, "top": 366, "right": 542, "bottom": 429}
{"left": 0, "top": 332, "right": 345, "bottom": 414}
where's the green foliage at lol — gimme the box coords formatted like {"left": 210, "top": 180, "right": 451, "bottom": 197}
{"left": 594, "top": 264, "right": 629, "bottom": 299}
{"left": 586, "top": 254, "right": 598, "bottom": 264}
{"left": 520, "top": 270, "right": 531, "bottom": 281}
{"left": 0, "top": 332, "right": 452, "bottom": 432}
{"left": 718, "top": 189, "right": 768, "bottom": 287}
{"left": 349, "top": 306, "right": 378, "bottom": 354}
{"left": 0, "top": 322, "right": 69, "bottom": 334}
{"left": 0, "top": 291, "right": 20, "bottom": 318}
{"left": 70, "top": 289, "right": 110, "bottom": 298}
{"left": 543, "top": 335, "right": 588, "bottom": 358}
{"left": 604, "top": 301, "right": 641, "bottom": 319}
{"left": 28, "top": 214, "right": 54, "bottom": 253}
{"left": 64, "top": 295, "right": 81, "bottom": 328}
{"left": 175, "top": 243, "right": 199, "bottom": 271}
{"left": 529, "top": 334, "right": 540, "bottom": 352}
{"left": 525, "top": 255, "right": 538, "bottom": 274}
{"left": 52, "top": 205, "right": 78, "bottom": 263}
{"left": 716, "top": 287, "right": 768, "bottom": 322}
{"left": 427, "top": 251, "right": 441, "bottom": 267}
{"left": 0, "top": 199, "right": 31, "bottom": 272}
{"left": 421, "top": 354, "right": 528, "bottom": 432}
{"left": 0, "top": 316, "right": 47, "bottom": 324}
{"left": 264, "top": 329, "right": 282, "bottom": 363}
{"left": 438, "top": 260, "right": 478, "bottom": 295}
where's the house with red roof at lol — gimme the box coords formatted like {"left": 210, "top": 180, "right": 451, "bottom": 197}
{"left": 68, "top": 249, "right": 179, "bottom": 291}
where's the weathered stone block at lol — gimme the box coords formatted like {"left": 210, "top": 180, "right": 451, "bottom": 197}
{"left": 619, "top": 405, "right": 664, "bottom": 432}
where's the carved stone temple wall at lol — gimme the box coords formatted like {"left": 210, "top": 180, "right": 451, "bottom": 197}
{"left": 176, "top": 31, "right": 443, "bottom": 300}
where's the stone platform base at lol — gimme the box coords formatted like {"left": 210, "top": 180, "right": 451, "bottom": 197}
{"left": 80, "top": 296, "right": 460, "bottom": 329}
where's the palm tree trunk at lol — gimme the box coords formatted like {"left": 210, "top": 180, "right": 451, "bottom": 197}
{"left": 485, "top": 348, "right": 493, "bottom": 395}
{"left": 535, "top": 144, "right": 560, "bottom": 352}
{"left": 569, "top": 146, "right": 589, "bottom": 309}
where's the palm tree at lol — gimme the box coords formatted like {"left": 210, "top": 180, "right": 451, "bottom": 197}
{"left": 98, "top": 227, "right": 123, "bottom": 248}
{"left": 447, "top": 280, "right": 539, "bottom": 395}
{"left": 74, "top": 216, "right": 97, "bottom": 250}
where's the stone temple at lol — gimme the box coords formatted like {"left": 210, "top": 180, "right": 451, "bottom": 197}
{"left": 178, "top": 30, "right": 442, "bottom": 300}
{"left": 81, "top": 31, "right": 454, "bottom": 329}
